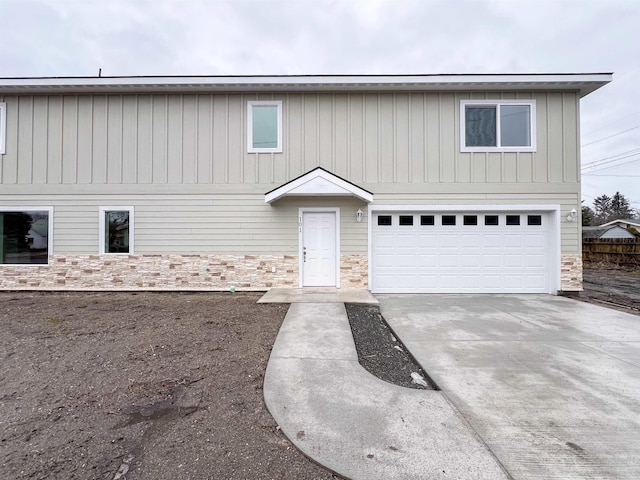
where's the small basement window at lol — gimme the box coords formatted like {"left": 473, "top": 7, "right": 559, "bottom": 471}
{"left": 0, "top": 208, "right": 52, "bottom": 264}
{"left": 100, "top": 207, "right": 134, "bottom": 254}
{"left": 377, "top": 215, "right": 392, "bottom": 226}
{"left": 247, "top": 100, "right": 282, "bottom": 153}
{"left": 399, "top": 215, "right": 414, "bottom": 226}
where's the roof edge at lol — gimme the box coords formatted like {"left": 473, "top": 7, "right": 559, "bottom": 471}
{"left": 0, "top": 73, "right": 613, "bottom": 97}
{"left": 265, "top": 167, "right": 373, "bottom": 204}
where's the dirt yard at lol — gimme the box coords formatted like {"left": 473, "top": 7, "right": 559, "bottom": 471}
{"left": 580, "top": 266, "right": 640, "bottom": 314}
{"left": 0, "top": 292, "right": 338, "bottom": 480}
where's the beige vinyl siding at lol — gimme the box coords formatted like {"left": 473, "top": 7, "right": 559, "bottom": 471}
{"left": 0, "top": 193, "right": 578, "bottom": 255}
{"left": 0, "top": 195, "right": 368, "bottom": 255}
{"left": 1, "top": 91, "right": 580, "bottom": 189}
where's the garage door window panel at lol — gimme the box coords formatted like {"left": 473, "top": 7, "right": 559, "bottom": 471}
{"left": 377, "top": 215, "right": 392, "bottom": 226}
{"left": 442, "top": 215, "right": 456, "bottom": 226}
{"left": 463, "top": 215, "right": 478, "bottom": 226}
{"left": 506, "top": 215, "right": 521, "bottom": 226}
{"left": 485, "top": 215, "right": 499, "bottom": 226}
{"left": 528, "top": 215, "right": 542, "bottom": 226}
{"left": 420, "top": 215, "right": 435, "bottom": 226}
{"left": 399, "top": 215, "right": 414, "bottom": 226}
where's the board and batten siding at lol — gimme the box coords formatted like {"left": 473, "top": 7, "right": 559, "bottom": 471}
{"left": 0, "top": 91, "right": 580, "bottom": 189}
{"left": 0, "top": 91, "right": 581, "bottom": 255}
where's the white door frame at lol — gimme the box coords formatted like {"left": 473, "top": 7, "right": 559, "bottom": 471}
{"left": 299, "top": 207, "right": 340, "bottom": 288}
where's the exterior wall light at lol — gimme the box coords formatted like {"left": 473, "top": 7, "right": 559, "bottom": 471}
{"left": 356, "top": 208, "right": 363, "bottom": 223}
{"left": 567, "top": 208, "right": 578, "bottom": 222}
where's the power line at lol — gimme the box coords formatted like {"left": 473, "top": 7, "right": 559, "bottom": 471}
{"left": 582, "top": 156, "right": 640, "bottom": 174}
{"left": 581, "top": 147, "right": 640, "bottom": 169}
{"left": 582, "top": 111, "right": 640, "bottom": 137}
{"left": 581, "top": 125, "right": 640, "bottom": 148}
{"left": 581, "top": 152, "right": 640, "bottom": 173}
{"left": 582, "top": 174, "right": 640, "bottom": 177}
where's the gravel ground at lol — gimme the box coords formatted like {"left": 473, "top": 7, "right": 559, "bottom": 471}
{"left": 345, "top": 303, "right": 435, "bottom": 390}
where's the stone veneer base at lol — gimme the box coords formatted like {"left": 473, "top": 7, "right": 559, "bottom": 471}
{"left": 0, "top": 253, "right": 580, "bottom": 292}
{"left": 0, "top": 254, "right": 369, "bottom": 291}
{"left": 560, "top": 253, "right": 583, "bottom": 292}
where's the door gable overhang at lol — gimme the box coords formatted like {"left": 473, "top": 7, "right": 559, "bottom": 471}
{"left": 265, "top": 167, "right": 373, "bottom": 204}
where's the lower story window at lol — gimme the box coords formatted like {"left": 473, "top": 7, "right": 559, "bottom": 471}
{"left": 0, "top": 209, "right": 51, "bottom": 264}
{"left": 100, "top": 207, "right": 134, "bottom": 254}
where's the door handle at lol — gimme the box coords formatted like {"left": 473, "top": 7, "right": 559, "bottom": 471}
{"left": 303, "top": 246, "right": 306, "bottom": 262}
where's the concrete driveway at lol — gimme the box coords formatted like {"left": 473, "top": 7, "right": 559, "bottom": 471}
{"left": 378, "top": 294, "right": 640, "bottom": 480}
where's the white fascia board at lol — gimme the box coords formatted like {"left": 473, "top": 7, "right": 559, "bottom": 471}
{"left": 0, "top": 73, "right": 613, "bottom": 96}
{"left": 266, "top": 169, "right": 373, "bottom": 204}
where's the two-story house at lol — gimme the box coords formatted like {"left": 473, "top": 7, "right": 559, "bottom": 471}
{"left": 0, "top": 73, "right": 611, "bottom": 293}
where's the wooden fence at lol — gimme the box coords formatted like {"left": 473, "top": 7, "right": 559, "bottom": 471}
{"left": 583, "top": 238, "right": 640, "bottom": 267}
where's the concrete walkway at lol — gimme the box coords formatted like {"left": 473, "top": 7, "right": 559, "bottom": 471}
{"left": 257, "top": 287, "right": 379, "bottom": 304}
{"left": 263, "top": 299, "right": 509, "bottom": 479}
{"left": 379, "top": 294, "right": 640, "bottom": 480}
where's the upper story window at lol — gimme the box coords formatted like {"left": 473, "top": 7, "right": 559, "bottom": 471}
{"left": 247, "top": 100, "right": 282, "bottom": 153}
{"left": 0, "top": 208, "right": 52, "bottom": 265}
{"left": 100, "top": 207, "right": 134, "bottom": 254}
{"left": 460, "top": 100, "right": 536, "bottom": 153}
{"left": 0, "top": 102, "right": 6, "bottom": 155}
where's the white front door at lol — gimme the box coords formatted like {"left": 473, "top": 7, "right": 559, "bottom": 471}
{"left": 302, "top": 211, "right": 337, "bottom": 287}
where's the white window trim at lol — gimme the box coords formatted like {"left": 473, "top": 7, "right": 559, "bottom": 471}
{"left": 99, "top": 206, "right": 134, "bottom": 255}
{"left": 247, "top": 100, "right": 283, "bottom": 153}
{"left": 0, "top": 206, "right": 54, "bottom": 265}
{"left": 460, "top": 99, "right": 536, "bottom": 153}
{"left": 0, "top": 102, "right": 6, "bottom": 155}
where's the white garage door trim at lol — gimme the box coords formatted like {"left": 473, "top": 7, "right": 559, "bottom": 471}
{"left": 368, "top": 204, "right": 560, "bottom": 294}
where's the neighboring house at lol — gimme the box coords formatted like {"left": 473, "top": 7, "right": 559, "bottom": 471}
{"left": 597, "top": 218, "right": 640, "bottom": 231}
{"left": 582, "top": 226, "right": 636, "bottom": 239}
{"left": 0, "top": 73, "right": 611, "bottom": 293}
{"left": 27, "top": 218, "right": 49, "bottom": 249}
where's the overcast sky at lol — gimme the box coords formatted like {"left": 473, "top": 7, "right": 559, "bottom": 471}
{"left": 2, "top": 0, "right": 639, "bottom": 212}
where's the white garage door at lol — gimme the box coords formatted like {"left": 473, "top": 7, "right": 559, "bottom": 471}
{"left": 371, "top": 211, "right": 554, "bottom": 293}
